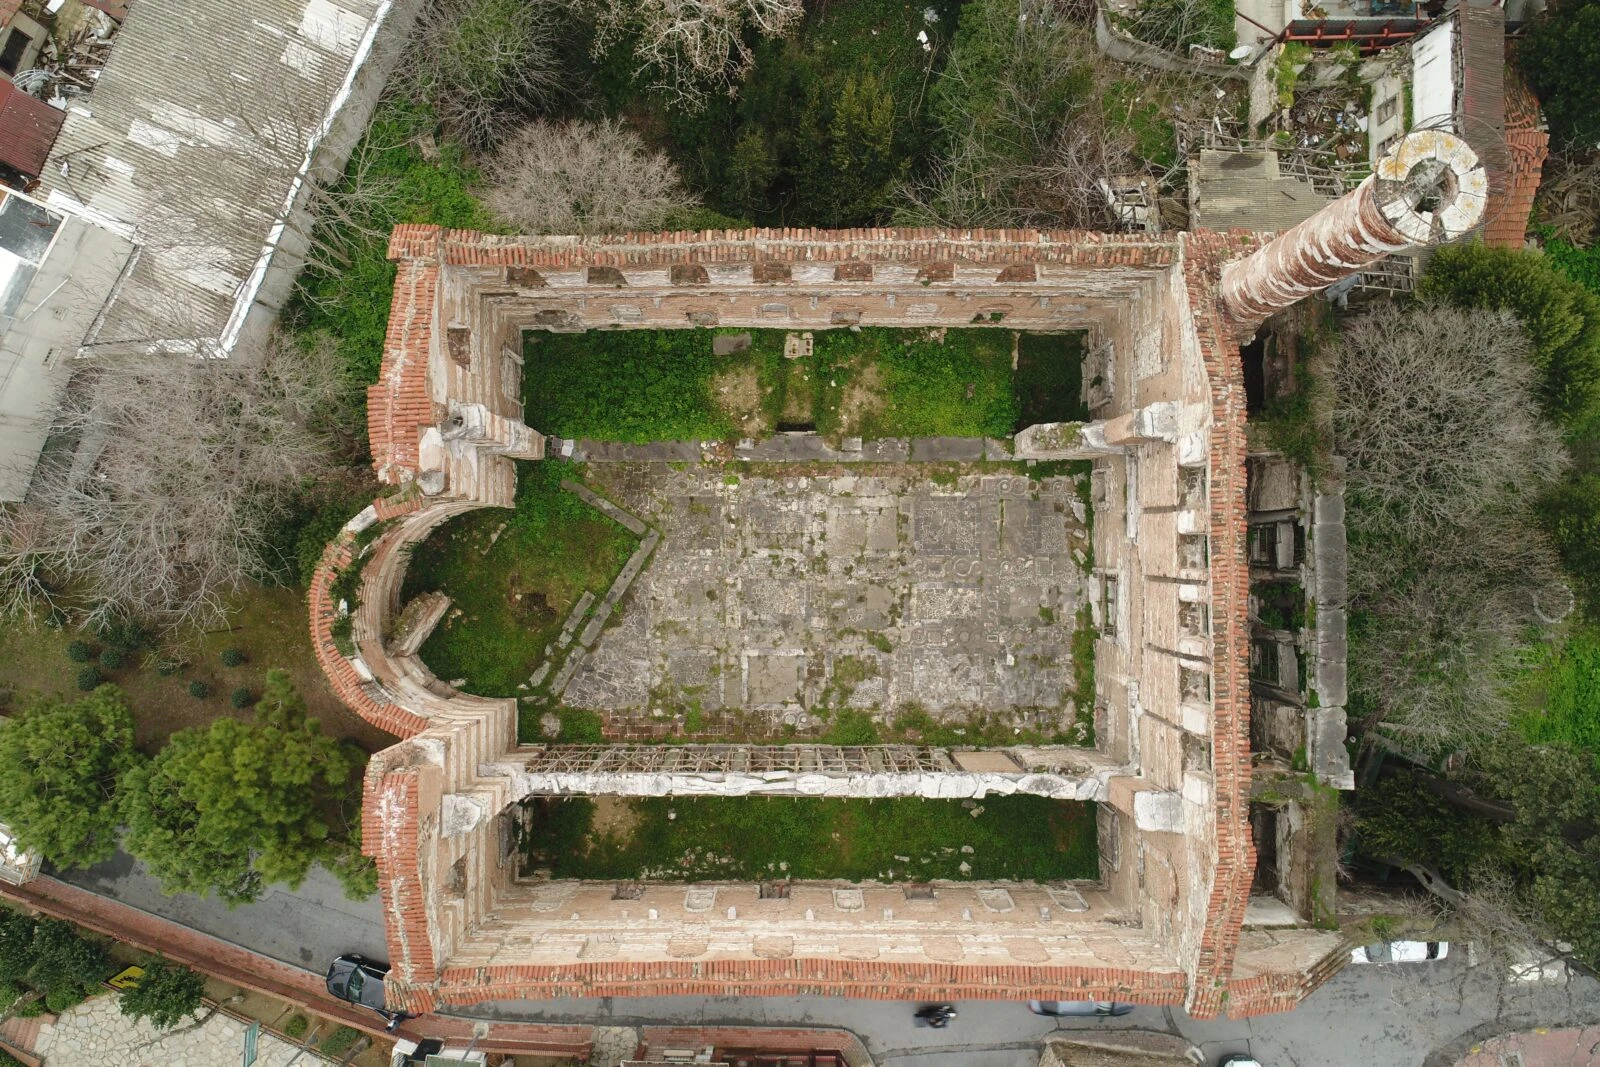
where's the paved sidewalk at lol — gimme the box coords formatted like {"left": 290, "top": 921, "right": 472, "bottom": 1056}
{"left": 1457, "top": 1026, "right": 1600, "bottom": 1066}
{"left": 36, "top": 995, "right": 325, "bottom": 1067}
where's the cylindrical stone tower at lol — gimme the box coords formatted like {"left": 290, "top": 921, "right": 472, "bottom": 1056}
{"left": 1219, "top": 130, "right": 1487, "bottom": 324}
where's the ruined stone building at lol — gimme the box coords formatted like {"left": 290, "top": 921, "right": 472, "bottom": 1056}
{"left": 309, "top": 131, "right": 1485, "bottom": 1020}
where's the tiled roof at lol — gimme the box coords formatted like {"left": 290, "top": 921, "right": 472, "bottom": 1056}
{"left": 1484, "top": 72, "right": 1549, "bottom": 248}
{"left": 0, "top": 0, "right": 21, "bottom": 25}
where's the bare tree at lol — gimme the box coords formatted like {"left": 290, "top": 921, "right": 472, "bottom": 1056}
{"left": 481, "top": 119, "right": 698, "bottom": 235}
{"left": 396, "top": 0, "right": 563, "bottom": 149}
{"left": 0, "top": 333, "right": 354, "bottom": 633}
{"left": 896, "top": 0, "right": 1136, "bottom": 229}
{"left": 1333, "top": 305, "right": 1571, "bottom": 752}
{"left": 1331, "top": 305, "right": 1568, "bottom": 535}
{"left": 583, "top": 0, "right": 803, "bottom": 109}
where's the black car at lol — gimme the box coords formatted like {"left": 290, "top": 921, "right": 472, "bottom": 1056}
{"left": 326, "top": 954, "right": 409, "bottom": 1031}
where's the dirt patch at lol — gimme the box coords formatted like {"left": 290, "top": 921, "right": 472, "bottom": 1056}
{"left": 835, "top": 361, "right": 886, "bottom": 437}
{"left": 590, "top": 796, "right": 641, "bottom": 843}
{"left": 713, "top": 365, "right": 769, "bottom": 437}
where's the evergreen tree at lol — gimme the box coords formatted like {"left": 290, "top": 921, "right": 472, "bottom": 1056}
{"left": 0, "top": 686, "right": 141, "bottom": 869}
{"left": 119, "top": 670, "right": 359, "bottom": 905}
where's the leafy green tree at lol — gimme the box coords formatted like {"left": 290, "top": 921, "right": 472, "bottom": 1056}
{"left": 1515, "top": 0, "right": 1600, "bottom": 152}
{"left": 1356, "top": 740, "right": 1600, "bottom": 969}
{"left": 118, "top": 955, "right": 206, "bottom": 1030}
{"left": 1418, "top": 244, "right": 1600, "bottom": 425}
{"left": 119, "top": 670, "right": 359, "bottom": 905}
{"left": 0, "top": 913, "right": 109, "bottom": 1007}
{"left": 824, "top": 71, "right": 905, "bottom": 226}
{"left": 0, "top": 686, "right": 141, "bottom": 869}
{"left": 726, "top": 129, "right": 777, "bottom": 217}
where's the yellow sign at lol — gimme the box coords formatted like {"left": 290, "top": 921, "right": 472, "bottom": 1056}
{"left": 107, "top": 965, "right": 144, "bottom": 990}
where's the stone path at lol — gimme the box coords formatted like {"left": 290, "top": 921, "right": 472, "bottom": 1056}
{"left": 34, "top": 993, "right": 331, "bottom": 1066}
{"left": 562, "top": 464, "right": 1092, "bottom": 735}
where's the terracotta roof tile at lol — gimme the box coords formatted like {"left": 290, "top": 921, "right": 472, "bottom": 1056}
{"left": 1483, "top": 71, "right": 1549, "bottom": 249}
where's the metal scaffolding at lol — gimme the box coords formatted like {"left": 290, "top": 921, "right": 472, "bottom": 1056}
{"left": 518, "top": 745, "right": 960, "bottom": 776}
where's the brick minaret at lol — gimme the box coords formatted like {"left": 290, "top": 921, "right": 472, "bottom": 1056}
{"left": 1220, "top": 130, "right": 1487, "bottom": 324}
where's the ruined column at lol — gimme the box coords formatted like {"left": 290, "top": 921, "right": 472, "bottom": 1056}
{"left": 1220, "top": 131, "right": 1486, "bottom": 324}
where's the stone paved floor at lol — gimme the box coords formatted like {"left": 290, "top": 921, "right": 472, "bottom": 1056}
{"left": 34, "top": 993, "right": 329, "bottom": 1066}
{"left": 567, "top": 465, "right": 1092, "bottom": 735}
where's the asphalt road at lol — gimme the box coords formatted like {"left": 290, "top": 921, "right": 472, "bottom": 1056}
{"left": 51, "top": 850, "right": 390, "bottom": 970}
{"left": 49, "top": 855, "right": 1600, "bottom": 1065}
{"left": 454, "top": 954, "right": 1600, "bottom": 1066}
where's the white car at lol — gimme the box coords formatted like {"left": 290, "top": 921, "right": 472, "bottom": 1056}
{"left": 1350, "top": 940, "right": 1449, "bottom": 964}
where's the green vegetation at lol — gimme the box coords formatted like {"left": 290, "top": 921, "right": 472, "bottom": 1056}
{"left": 320, "top": 1026, "right": 362, "bottom": 1056}
{"left": 288, "top": 100, "right": 495, "bottom": 384}
{"left": 1514, "top": 0, "right": 1600, "bottom": 152}
{"left": 523, "top": 330, "right": 738, "bottom": 442}
{"left": 117, "top": 955, "right": 206, "bottom": 1031}
{"left": 593, "top": 0, "right": 959, "bottom": 226}
{"left": 1420, "top": 244, "right": 1600, "bottom": 619}
{"left": 118, "top": 670, "right": 373, "bottom": 905}
{"left": 0, "top": 686, "right": 140, "bottom": 869}
{"left": 1126, "top": 0, "right": 1236, "bottom": 51}
{"left": 405, "top": 464, "right": 639, "bottom": 697}
{"left": 283, "top": 1014, "right": 309, "bottom": 1039}
{"left": 519, "top": 795, "right": 1098, "bottom": 881}
{"left": 1517, "top": 627, "right": 1600, "bottom": 755}
{"left": 523, "top": 326, "right": 1061, "bottom": 443}
{"left": 1012, "top": 333, "right": 1088, "bottom": 428}
{"left": 1418, "top": 244, "right": 1600, "bottom": 426}
{"left": 0, "top": 909, "right": 112, "bottom": 1016}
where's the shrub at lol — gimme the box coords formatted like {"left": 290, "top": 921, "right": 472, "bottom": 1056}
{"left": 0, "top": 981, "right": 23, "bottom": 1007}
{"left": 481, "top": 119, "right": 697, "bottom": 235}
{"left": 283, "top": 1014, "right": 309, "bottom": 1038}
{"left": 320, "top": 1025, "right": 361, "bottom": 1056}
{"left": 229, "top": 687, "right": 254, "bottom": 710}
{"left": 118, "top": 956, "right": 206, "bottom": 1030}
{"left": 1514, "top": 0, "right": 1600, "bottom": 152}
{"left": 98, "top": 648, "right": 123, "bottom": 671}
{"left": 74, "top": 667, "right": 101, "bottom": 692}
{"left": 1418, "top": 244, "right": 1600, "bottom": 426}
{"left": 13, "top": 1000, "right": 42, "bottom": 1018}
{"left": 65, "top": 640, "right": 93, "bottom": 663}
{"left": 186, "top": 680, "right": 210, "bottom": 700}
{"left": 220, "top": 648, "right": 247, "bottom": 667}
{"left": 399, "top": 0, "right": 561, "bottom": 149}
{"left": 43, "top": 986, "right": 83, "bottom": 1014}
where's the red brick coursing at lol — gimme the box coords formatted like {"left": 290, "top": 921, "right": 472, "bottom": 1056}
{"left": 407, "top": 961, "right": 1188, "bottom": 1015}
{"left": 306, "top": 501, "right": 431, "bottom": 742}
{"left": 1179, "top": 230, "right": 1261, "bottom": 1019}
{"left": 414, "top": 224, "right": 1179, "bottom": 270}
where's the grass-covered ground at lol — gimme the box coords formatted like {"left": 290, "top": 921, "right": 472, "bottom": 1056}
{"left": 0, "top": 587, "right": 395, "bottom": 756}
{"left": 523, "top": 327, "right": 1086, "bottom": 442}
{"left": 520, "top": 794, "right": 1098, "bottom": 881}
{"left": 402, "top": 462, "right": 638, "bottom": 696}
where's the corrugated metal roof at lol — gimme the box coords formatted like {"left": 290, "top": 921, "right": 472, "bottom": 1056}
{"left": 32, "top": 0, "right": 389, "bottom": 345}
{"left": 0, "top": 81, "right": 64, "bottom": 178}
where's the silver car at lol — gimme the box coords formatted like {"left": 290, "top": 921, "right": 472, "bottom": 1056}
{"left": 1027, "top": 1000, "right": 1136, "bottom": 1017}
